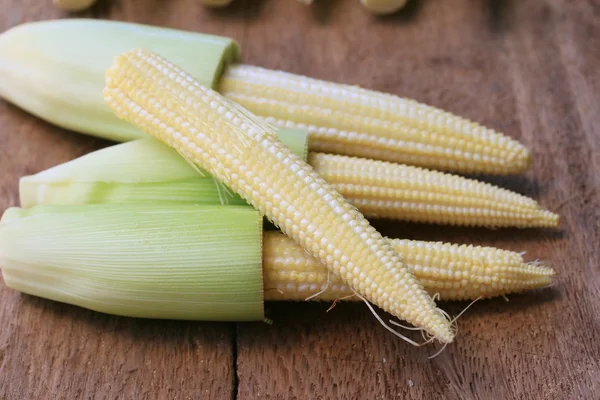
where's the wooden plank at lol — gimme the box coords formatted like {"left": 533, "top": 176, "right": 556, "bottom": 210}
{"left": 236, "top": 0, "right": 600, "bottom": 399}
{"left": 0, "top": 1, "right": 248, "bottom": 398}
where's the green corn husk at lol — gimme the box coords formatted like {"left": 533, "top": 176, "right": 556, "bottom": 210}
{"left": 20, "top": 128, "right": 308, "bottom": 208}
{"left": 0, "top": 19, "right": 239, "bottom": 142}
{"left": 0, "top": 205, "right": 264, "bottom": 321}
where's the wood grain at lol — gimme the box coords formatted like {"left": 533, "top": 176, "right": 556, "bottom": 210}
{"left": 0, "top": 0, "right": 598, "bottom": 399}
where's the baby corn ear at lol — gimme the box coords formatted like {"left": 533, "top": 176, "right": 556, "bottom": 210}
{"left": 0, "top": 206, "right": 554, "bottom": 322}
{"left": 219, "top": 65, "right": 531, "bottom": 175}
{"left": 262, "top": 232, "right": 556, "bottom": 302}
{"left": 104, "top": 48, "right": 454, "bottom": 343}
{"left": 20, "top": 137, "right": 558, "bottom": 229}
{"left": 1, "top": 20, "right": 530, "bottom": 176}
{"left": 310, "top": 153, "right": 558, "bottom": 228}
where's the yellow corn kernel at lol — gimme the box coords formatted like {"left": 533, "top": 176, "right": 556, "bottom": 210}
{"left": 360, "top": 0, "right": 408, "bottom": 15}
{"left": 104, "top": 49, "right": 453, "bottom": 343}
{"left": 53, "top": 0, "right": 97, "bottom": 11}
{"left": 218, "top": 65, "right": 531, "bottom": 175}
{"left": 309, "top": 153, "right": 559, "bottom": 228}
{"left": 263, "top": 231, "right": 555, "bottom": 302}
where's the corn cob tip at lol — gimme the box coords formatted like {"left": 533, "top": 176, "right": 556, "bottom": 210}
{"left": 481, "top": 261, "right": 556, "bottom": 299}
{"left": 523, "top": 260, "right": 556, "bottom": 280}
{"left": 427, "top": 313, "right": 455, "bottom": 344}
{"left": 540, "top": 210, "right": 560, "bottom": 228}
{"left": 500, "top": 143, "right": 532, "bottom": 174}
{"left": 426, "top": 253, "right": 557, "bottom": 302}
{"left": 517, "top": 146, "right": 532, "bottom": 171}
{"left": 523, "top": 207, "right": 559, "bottom": 228}
{"left": 518, "top": 207, "right": 560, "bottom": 229}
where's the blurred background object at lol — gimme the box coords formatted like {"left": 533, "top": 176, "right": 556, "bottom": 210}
{"left": 360, "top": 0, "right": 408, "bottom": 15}
{"left": 53, "top": 0, "right": 97, "bottom": 12}
{"left": 54, "top": 0, "right": 409, "bottom": 15}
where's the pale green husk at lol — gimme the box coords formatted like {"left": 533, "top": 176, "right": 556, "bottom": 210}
{"left": 0, "top": 19, "right": 239, "bottom": 142}
{"left": 19, "top": 128, "right": 308, "bottom": 208}
{"left": 0, "top": 205, "right": 264, "bottom": 321}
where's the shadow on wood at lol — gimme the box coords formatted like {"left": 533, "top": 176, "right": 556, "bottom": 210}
{"left": 309, "top": 0, "right": 342, "bottom": 25}
{"left": 465, "top": 173, "right": 547, "bottom": 198}
{"left": 439, "top": 287, "right": 562, "bottom": 318}
{"left": 370, "top": 218, "right": 566, "bottom": 245}
{"left": 375, "top": 0, "right": 424, "bottom": 24}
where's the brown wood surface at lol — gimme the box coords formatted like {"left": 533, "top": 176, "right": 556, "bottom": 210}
{"left": 0, "top": 0, "right": 598, "bottom": 399}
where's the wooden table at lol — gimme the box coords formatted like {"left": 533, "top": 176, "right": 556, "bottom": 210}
{"left": 1, "top": 0, "right": 598, "bottom": 398}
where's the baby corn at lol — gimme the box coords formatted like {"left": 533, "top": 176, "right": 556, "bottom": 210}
{"left": 311, "top": 153, "right": 558, "bottom": 228}
{"left": 263, "top": 232, "right": 555, "bottom": 302}
{"left": 20, "top": 138, "right": 558, "bottom": 228}
{"left": 0, "top": 20, "right": 530, "bottom": 175}
{"left": 104, "top": 49, "right": 454, "bottom": 343}
{"left": 219, "top": 64, "right": 531, "bottom": 175}
{"left": 0, "top": 205, "right": 555, "bottom": 323}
